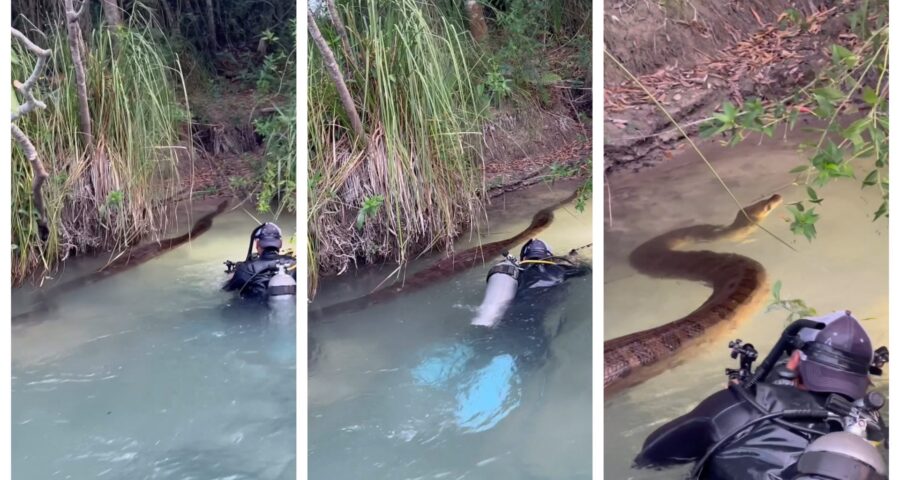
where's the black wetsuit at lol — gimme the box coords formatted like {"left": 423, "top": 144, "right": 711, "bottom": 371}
{"left": 222, "top": 248, "right": 296, "bottom": 300}
{"left": 635, "top": 382, "right": 841, "bottom": 480}
{"left": 485, "top": 259, "right": 591, "bottom": 367}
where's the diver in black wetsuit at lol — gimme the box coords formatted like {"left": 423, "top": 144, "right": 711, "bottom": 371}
{"left": 486, "top": 239, "right": 591, "bottom": 365}
{"left": 412, "top": 238, "right": 591, "bottom": 432}
{"left": 222, "top": 222, "right": 296, "bottom": 301}
{"left": 634, "top": 311, "right": 888, "bottom": 480}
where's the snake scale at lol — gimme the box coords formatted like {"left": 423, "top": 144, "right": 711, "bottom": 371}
{"left": 310, "top": 189, "right": 580, "bottom": 319}
{"left": 13, "top": 200, "right": 229, "bottom": 323}
{"left": 604, "top": 194, "right": 783, "bottom": 395}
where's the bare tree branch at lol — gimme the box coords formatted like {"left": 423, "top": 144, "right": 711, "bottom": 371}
{"left": 10, "top": 28, "right": 49, "bottom": 121}
{"left": 11, "top": 28, "right": 52, "bottom": 240}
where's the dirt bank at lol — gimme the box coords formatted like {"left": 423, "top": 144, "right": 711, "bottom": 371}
{"left": 604, "top": 2, "right": 857, "bottom": 173}
{"left": 604, "top": 0, "right": 834, "bottom": 84}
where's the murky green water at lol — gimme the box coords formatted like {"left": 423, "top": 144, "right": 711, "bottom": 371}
{"left": 12, "top": 205, "right": 297, "bottom": 479}
{"left": 603, "top": 135, "right": 889, "bottom": 479}
{"left": 309, "top": 180, "right": 593, "bottom": 480}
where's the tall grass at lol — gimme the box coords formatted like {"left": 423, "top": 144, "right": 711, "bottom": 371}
{"left": 11, "top": 22, "right": 185, "bottom": 284}
{"left": 308, "top": 0, "right": 487, "bottom": 296}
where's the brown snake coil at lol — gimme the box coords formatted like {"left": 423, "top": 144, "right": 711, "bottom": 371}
{"left": 604, "top": 194, "right": 783, "bottom": 396}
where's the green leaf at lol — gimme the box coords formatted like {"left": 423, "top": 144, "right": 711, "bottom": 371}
{"left": 873, "top": 201, "right": 888, "bottom": 221}
{"left": 862, "top": 87, "right": 880, "bottom": 106}
{"left": 789, "top": 165, "right": 809, "bottom": 174}
{"left": 862, "top": 170, "right": 878, "bottom": 188}
{"left": 813, "top": 86, "right": 845, "bottom": 102}
{"left": 831, "top": 44, "right": 857, "bottom": 68}
{"left": 806, "top": 187, "right": 818, "bottom": 201}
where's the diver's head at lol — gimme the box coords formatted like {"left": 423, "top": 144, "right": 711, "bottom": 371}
{"left": 787, "top": 312, "right": 873, "bottom": 400}
{"left": 520, "top": 239, "right": 552, "bottom": 260}
{"left": 255, "top": 222, "right": 283, "bottom": 253}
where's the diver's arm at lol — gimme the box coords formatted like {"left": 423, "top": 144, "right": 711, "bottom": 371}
{"left": 222, "top": 263, "right": 253, "bottom": 291}
{"left": 633, "top": 389, "right": 737, "bottom": 468}
{"left": 562, "top": 258, "right": 591, "bottom": 279}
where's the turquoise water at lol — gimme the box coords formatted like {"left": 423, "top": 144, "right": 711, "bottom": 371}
{"left": 309, "top": 182, "right": 593, "bottom": 479}
{"left": 12, "top": 206, "right": 297, "bottom": 479}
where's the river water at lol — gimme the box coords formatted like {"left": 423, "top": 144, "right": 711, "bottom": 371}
{"left": 11, "top": 204, "right": 297, "bottom": 479}
{"left": 604, "top": 134, "right": 889, "bottom": 478}
{"left": 308, "top": 180, "right": 593, "bottom": 480}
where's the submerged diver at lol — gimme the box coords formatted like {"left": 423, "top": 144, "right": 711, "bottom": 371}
{"left": 634, "top": 311, "right": 888, "bottom": 480}
{"left": 222, "top": 222, "right": 297, "bottom": 303}
{"left": 412, "top": 238, "right": 590, "bottom": 432}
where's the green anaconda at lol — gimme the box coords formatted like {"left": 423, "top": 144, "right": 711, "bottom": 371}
{"left": 13, "top": 200, "right": 229, "bottom": 323}
{"left": 603, "top": 194, "right": 783, "bottom": 395}
{"left": 310, "top": 189, "right": 581, "bottom": 320}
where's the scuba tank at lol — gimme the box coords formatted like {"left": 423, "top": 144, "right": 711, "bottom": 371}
{"left": 267, "top": 263, "right": 296, "bottom": 307}
{"left": 471, "top": 253, "right": 519, "bottom": 328}
{"left": 791, "top": 431, "right": 887, "bottom": 480}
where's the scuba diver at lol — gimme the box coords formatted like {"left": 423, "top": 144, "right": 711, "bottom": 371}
{"left": 471, "top": 238, "right": 590, "bottom": 328}
{"left": 634, "top": 311, "right": 889, "bottom": 480}
{"left": 222, "top": 222, "right": 297, "bottom": 306}
{"left": 412, "top": 238, "right": 590, "bottom": 432}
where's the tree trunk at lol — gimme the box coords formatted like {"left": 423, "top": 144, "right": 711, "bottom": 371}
{"left": 308, "top": 9, "right": 365, "bottom": 142}
{"left": 64, "top": 0, "right": 93, "bottom": 150}
{"left": 324, "top": 0, "right": 356, "bottom": 70}
{"left": 205, "top": 0, "right": 216, "bottom": 50}
{"left": 464, "top": 0, "right": 488, "bottom": 42}
{"left": 101, "top": 0, "right": 123, "bottom": 30}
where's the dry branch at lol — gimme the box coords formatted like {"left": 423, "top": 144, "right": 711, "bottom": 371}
{"left": 11, "top": 28, "right": 52, "bottom": 240}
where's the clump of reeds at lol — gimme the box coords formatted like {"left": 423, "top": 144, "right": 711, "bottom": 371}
{"left": 307, "top": 0, "right": 487, "bottom": 297}
{"left": 12, "top": 20, "right": 185, "bottom": 284}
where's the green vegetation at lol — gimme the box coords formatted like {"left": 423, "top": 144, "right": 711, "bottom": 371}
{"left": 11, "top": 0, "right": 296, "bottom": 284}
{"left": 700, "top": 1, "right": 889, "bottom": 240}
{"left": 308, "top": 0, "right": 487, "bottom": 295}
{"left": 308, "top": 0, "right": 592, "bottom": 296}
{"left": 12, "top": 19, "right": 184, "bottom": 284}
{"left": 253, "top": 20, "right": 296, "bottom": 216}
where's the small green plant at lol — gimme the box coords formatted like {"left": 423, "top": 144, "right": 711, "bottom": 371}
{"left": 546, "top": 162, "right": 578, "bottom": 181}
{"left": 785, "top": 203, "right": 819, "bottom": 241}
{"left": 575, "top": 178, "right": 592, "bottom": 213}
{"left": 229, "top": 176, "right": 250, "bottom": 192}
{"left": 105, "top": 190, "right": 125, "bottom": 210}
{"left": 767, "top": 280, "right": 818, "bottom": 325}
{"left": 355, "top": 195, "right": 384, "bottom": 230}
{"left": 484, "top": 67, "right": 512, "bottom": 101}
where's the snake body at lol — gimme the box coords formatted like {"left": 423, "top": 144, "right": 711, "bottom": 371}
{"left": 311, "top": 190, "right": 580, "bottom": 319}
{"left": 603, "top": 194, "right": 783, "bottom": 395}
{"left": 13, "top": 200, "right": 229, "bottom": 323}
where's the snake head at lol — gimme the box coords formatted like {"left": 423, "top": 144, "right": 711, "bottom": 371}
{"left": 744, "top": 194, "right": 783, "bottom": 222}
